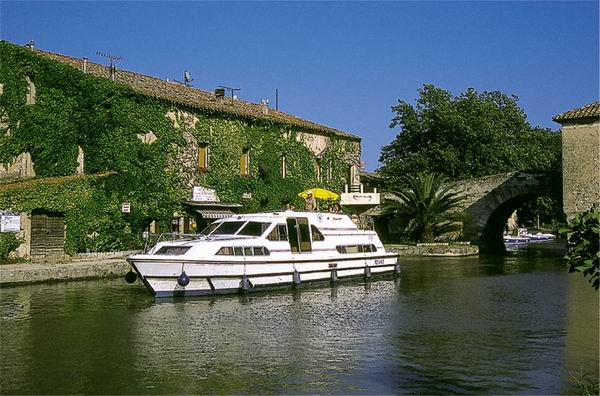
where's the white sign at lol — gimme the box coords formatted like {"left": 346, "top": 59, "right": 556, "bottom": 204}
{"left": 340, "top": 193, "right": 381, "bottom": 206}
{"left": 0, "top": 212, "right": 21, "bottom": 233}
{"left": 121, "top": 202, "right": 131, "bottom": 213}
{"left": 192, "top": 186, "right": 220, "bottom": 202}
{"left": 242, "top": 192, "right": 252, "bottom": 199}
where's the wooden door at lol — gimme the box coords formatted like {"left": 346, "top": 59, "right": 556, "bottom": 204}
{"left": 30, "top": 212, "right": 65, "bottom": 259}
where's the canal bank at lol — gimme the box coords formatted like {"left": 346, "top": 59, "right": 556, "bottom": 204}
{"left": 0, "top": 255, "right": 131, "bottom": 286}
{"left": 0, "top": 245, "right": 478, "bottom": 286}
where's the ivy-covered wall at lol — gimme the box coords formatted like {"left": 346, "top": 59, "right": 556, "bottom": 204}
{"left": 0, "top": 41, "right": 360, "bottom": 255}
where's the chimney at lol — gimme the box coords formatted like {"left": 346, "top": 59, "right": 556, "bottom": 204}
{"left": 261, "top": 99, "right": 269, "bottom": 115}
{"left": 109, "top": 65, "right": 116, "bottom": 82}
{"left": 25, "top": 40, "right": 35, "bottom": 50}
{"left": 215, "top": 88, "right": 225, "bottom": 103}
{"left": 82, "top": 57, "right": 88, "bottom": 74}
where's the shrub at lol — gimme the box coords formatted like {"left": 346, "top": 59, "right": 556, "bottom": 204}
{"left": 0, "top": 233, "right": 21, "bottom": 261}
{"left": 560, "top": 204, "right": 600, "bottom": 290}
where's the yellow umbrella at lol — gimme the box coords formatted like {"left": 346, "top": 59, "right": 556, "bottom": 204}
{"left": 298, "top": 188, "right": 340, "bottom": 200}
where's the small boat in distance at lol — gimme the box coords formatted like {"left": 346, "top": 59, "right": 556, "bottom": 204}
{"left": 126, "top": 211, "right": 400, "bottom": 297}
{"left": 503, "top": 235, "right": 531, "bottom": 245}
{"left": 525, "top": 231, "right": 556, "bottom": 241}
{"left": 504, "top": 228, "right": 556, "bottom": 247}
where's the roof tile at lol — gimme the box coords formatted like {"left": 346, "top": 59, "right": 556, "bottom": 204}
{"left": 33, "top": 48, "right": 360, "bottom": 141}
{"left": 553, "top": 101, "right": 600, "bottom": 123}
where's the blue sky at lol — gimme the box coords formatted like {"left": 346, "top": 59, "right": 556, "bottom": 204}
{"left": 1, "top": 1, "right": 598, "bottom": 171}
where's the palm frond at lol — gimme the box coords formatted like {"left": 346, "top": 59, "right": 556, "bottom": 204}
{"left": 381, "top": 172, "right": 466, "bottom": 242}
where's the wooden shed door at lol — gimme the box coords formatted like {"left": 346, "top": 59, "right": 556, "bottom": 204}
{"left": 31, "top": 212, "right": 65, "bottom": 259}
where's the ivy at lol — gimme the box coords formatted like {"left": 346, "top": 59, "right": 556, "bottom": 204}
{"left": 0, "top": 233, "right": 21, "bottom": 260}
{"left": 560, "top": 205, "right": 600, "bottom": 290}
{"left": 0, "top": 41, "right": 358, "bottom": 254}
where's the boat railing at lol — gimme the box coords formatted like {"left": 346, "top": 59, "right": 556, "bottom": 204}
{"left": 142, "top": 232, "right": 202, "bottom": 253}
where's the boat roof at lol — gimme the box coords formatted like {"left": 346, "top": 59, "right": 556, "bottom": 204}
{"left": 220, "top": 211, "right": 357, "bottom": 228}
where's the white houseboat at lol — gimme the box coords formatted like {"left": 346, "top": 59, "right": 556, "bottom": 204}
{"left": 126, "top": 211, "right": 400, "bottom": 297}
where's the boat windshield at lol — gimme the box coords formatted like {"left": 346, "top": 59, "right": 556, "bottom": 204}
{"left": 238, "top": 221, "right": 271, "bottom": 237}
{"left": 203, "top": 221, "right": 247, "bottom": 236}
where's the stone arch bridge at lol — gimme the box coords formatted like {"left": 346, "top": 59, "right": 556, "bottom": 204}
{"left": 450, "top": 171, "right": 561, "bottom": 253}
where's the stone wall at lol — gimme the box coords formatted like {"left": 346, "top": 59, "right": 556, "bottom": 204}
{"left": 561, "top": 120, "right": 600, "bottom": 220}
{"left": 0, "top": 258, "right": 130, "bottom": 285}
{"left": 0, "top": 152, "right": 36, "bottom": 180}
{"left": 385, "top": 243, "right": 479, "bottom": 256}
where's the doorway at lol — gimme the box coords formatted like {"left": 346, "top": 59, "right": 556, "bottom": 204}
{"left": 286, "top": 217, "right": 312, "bottom": 253}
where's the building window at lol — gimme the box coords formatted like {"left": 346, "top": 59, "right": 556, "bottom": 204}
{"left": 281, "top": 155, "right": 287, "bottom": 178}
{"left": 348, "top": 164, "right": 356, "bottom": 186}
{"left": 240, "top": 148, "right": 250, "bottom": 176}
{"left": 198, "top": 143, "right": 209, "bottom": 171}
{"left": 315, "top": 159, "right": 322, "bottom": 182}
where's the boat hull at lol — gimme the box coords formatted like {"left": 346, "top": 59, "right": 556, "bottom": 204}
{"left": 128, "top": 254, "right": 400, "bottom": 297}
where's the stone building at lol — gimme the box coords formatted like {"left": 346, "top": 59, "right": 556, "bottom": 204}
{"left": 553, "top": 101, "right": 600, "bottom": 220}
{"left": 0, "top": 41, "right": 362, "bottom": 259}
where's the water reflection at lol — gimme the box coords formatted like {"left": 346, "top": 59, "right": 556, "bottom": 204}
{"left": 1, "top": 249, "right": 597, "bottom": 394}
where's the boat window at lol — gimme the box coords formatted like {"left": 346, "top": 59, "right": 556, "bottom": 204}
{"left": 238, "top": 221, "right": 271, "bottom": 237}
{"left": 311, "top": 225, "right": 324, "bottom": 241}
{"left": 216, "top": 247, "right": 234, "bottom": 256}
{"left": 216, "top": 246, "right": 270, "bottom": 256}
{"left": 210, "top": 221, "right": 246, "bottom": 235}
{"left": 155, "top": 246, "right": 190, "bottom": 255}
{"left": 201, "top": 221, "right": 222, "bottom": 235}
{"left": 267, "top": 224, "right": 288, "bottom": 241}
{"left": 297, "top": 218, "right": 312, "bottom": 253}
{"left": 336, "top": 244, "right": 377, "bottom": 254}
{"left": 346, "top": 245, "right": 360, "bottom": 253}
{"left": 253, "top": 246, "right": 270, "bottom": 256}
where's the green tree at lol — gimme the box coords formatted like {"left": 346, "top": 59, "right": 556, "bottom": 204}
{"left": 379, "top": 84, "right": 561, "bottom": 186}
{"left": 383, "top": 172, "right": 465, "bottom": 243}
{"left": 560, "top": 205, "right": 600, "bottom": 290}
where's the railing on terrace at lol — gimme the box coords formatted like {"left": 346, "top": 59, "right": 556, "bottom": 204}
{"left": 345, "top": 183, "right": 378, "bottom": 194}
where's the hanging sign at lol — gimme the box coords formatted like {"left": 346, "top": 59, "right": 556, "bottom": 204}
{"left": 242, "top": 192, "right": 252, "bottom": 199}
{"left": 192, "top": 186, "right": 220, "bottom": 202}
{"left": 340, "top": 193, "right": 381, "bottom": 206}
{"left": 121, "top": 202, "right": 131, "bottom": 213}
{"left": 0, "top": 211, "right": 21, "bottom": 233}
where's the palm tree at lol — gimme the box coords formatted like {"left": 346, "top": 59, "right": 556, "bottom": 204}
{"left": 383, "top": 172, "right": 465, "bottom": 243}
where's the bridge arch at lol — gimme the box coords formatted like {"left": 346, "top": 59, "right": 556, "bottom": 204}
{"left": 453, "top": 172, "right": 561, "bottom": 253}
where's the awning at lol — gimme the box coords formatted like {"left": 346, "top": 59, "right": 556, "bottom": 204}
{"left": 195, "top": 209, "right": 236, "bottom": 219}
{"left": 183, "top": 200, "right": 242, "bottom": 209}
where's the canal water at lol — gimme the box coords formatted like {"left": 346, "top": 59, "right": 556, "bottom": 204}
{"left": 1, "top": 245, "right": 598, "bottom": 394}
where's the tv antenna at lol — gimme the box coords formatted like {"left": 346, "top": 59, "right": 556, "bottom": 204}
{"left": 96, "top": 51, "right": 121, "bottom": 68}
{"left": 218, "top": 86, "right": 240, "bottom": 104}
{"left": 96, "top": 51, "right": 121, "bottom": 81}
